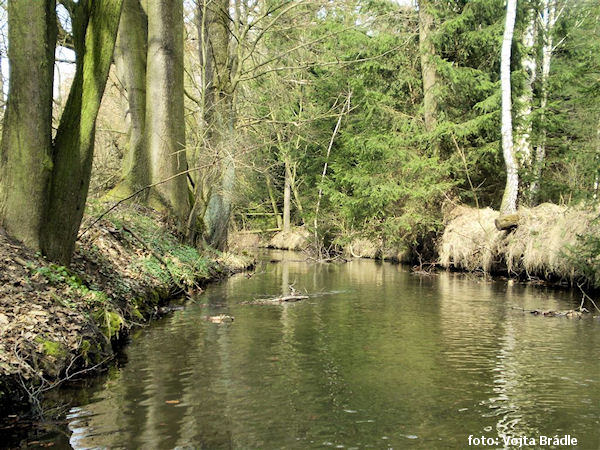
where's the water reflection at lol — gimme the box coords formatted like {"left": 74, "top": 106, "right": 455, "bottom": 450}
{"left": 58, "top": 253, "right": 600, "bottom": 449}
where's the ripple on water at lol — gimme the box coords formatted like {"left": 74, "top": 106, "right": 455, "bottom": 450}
{"left": 55, "top": 258, "right": 600, "bottom": 449}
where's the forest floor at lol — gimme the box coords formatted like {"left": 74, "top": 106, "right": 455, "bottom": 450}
{"left": 0, "top": 202, "right": 253, "bottom": 417}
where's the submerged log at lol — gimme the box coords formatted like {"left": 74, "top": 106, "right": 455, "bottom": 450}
{"left": 273, "top": 295, "right": 309, "bottom": 302}
{"left": 495, "top": 213, "right": 520, "bottom": 231}
{"left": 243, "top": 295, "right": 309, "bottom": 305}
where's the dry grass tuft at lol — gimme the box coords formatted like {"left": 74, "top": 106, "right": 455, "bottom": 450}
{"left": 438, "top": 206, "right": 503, "bottom": 272}
{"left": 503, "top": 204, "right": 595, "bottom": 281}
{"left": 346, "top": 238, "right": 381, "bottom": 259}
{"left": 228, "top": 232, "right": 262, "bottom": 252}
{"left": 217, "top": 252, "right": 255, "bottom": 272}
{"left": 439, "top": 203, "right": 597, "bottom": 283}
{"left": 268, "top": 227, "right": 310, "bottom": 251}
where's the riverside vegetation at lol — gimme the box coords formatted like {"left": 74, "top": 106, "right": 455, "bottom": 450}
{"left": 1, "top": 0, "right": 600, "bottom": 418}
{"left": 0, "top": 200, "right": 251, "bottom": 415}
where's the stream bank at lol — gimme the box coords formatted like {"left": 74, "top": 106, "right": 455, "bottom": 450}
{"left": 243, "top": 203, "right": 600, "bottom": 291}
{"left": 0, "top": 202, "right": 253, "bottom": 417}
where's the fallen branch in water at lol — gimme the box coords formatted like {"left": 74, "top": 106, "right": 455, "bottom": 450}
{"left": 243, "top": 295, "right": 309, "bottom": 305}
{"left": 510, "top": 305, "right": 589, "bottom": 318}
{"left": 577, "top": 283, "right": 600, "bottom": 313}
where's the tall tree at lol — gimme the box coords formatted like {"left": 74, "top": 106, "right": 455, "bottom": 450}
{"left": 201, "top": 0, "right": 235, "bottom": 249}
{"left": 42, "top": 0, "right": 124, "bottom": 263}
{"left": 500, "top": 0, "right": 519, "bottom": 214}
{"left": 0, "top": 0, "right": 56, "bottom": 251}
{"left": 530, "top": 0, "right": 558, "bottom": 199}
{"left": 418, "top": 0, "right": 439, "bottom": 139}
{"left": 113, "top": 0, "right": 149, "bottom": 196}
{"left": 514, "top": 1, "right": 537, "bottom": 198}
{"left": 145, "top": 0, "right": 189, "bottom": 223}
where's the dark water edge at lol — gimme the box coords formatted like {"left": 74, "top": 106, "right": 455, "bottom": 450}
{"left": 2, "top": 251, "right": 599, "bottom": 449}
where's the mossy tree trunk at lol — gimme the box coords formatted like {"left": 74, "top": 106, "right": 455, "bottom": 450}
{"left": 146, "top": 0, "right": 190, "bottom": 224}
{"left": 201, "top": 0, "right": 236, "bottom": 250}
{"left": 42, "top": 0, "right": 124, "bottom": 264}
{"left": 112, "top": 0, "right": 149, "bottom": 197}
{"left": 0, "top": 0, "right": 56, "bottom": 251}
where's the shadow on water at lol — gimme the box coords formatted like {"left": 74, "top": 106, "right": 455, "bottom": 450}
{"left": 4, "top": 250, "right": 600, "bottom": 448}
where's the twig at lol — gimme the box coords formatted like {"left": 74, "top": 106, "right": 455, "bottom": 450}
{"left": 578, "top": 283, "right": 600, "bottom": 313}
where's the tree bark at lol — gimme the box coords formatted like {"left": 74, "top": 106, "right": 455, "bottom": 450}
{"left": 265, "top": 175, "right": 283, "bottom": 229}
{"left": 202, "top": 0, "right": 236, "bottom": 250}
{"left": 500, "top": 0, "right": 519, "bottom": 215}
{"left": 42, "top": 0, "right": 124, "bottom": 264}
{"left": 113, "top": 0, "right": 149, "bottom": 196}
{"left": 515, "top": 4, "right": 537, "bottom": 196}
{"left": 418, "top": 0, "right": 438, "bottom": 137}
{"left": 145, "top": 0, "right": 189, "bottom": 223}
{"left": 530, "top": 0, "right": 557, "bottom": 201}
{"left": 0, "top": 0, "right": 56, "bottom": 251}
{"left": 283, "top": 158, "right": 291, "bottom": 233}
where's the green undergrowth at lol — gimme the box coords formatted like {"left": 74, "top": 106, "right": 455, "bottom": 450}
{"left": 30, "top": 200, "right": 250, "bottom": 354}
{"left": 87, "top": 201, "right": 220, "bottom": 287}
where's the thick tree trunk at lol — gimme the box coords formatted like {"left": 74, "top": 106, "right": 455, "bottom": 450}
{"left": 594, "top": 120, "right": 600, "bottom": 200}
{"left": 42, "top": 0, "right": 124, "bottom": 264}
{"left": 0, "top": 0, "right": 56, "bottom": 251}
{"left": 500, "top": 0, "right": 519, "bottom": 215}
{"left": 146, "top": 0, "right": 189, "bottom": 223}
{"left": 418, "top": 0, "right": 438, "bottom": 137}
{"left": 202, "top": 0, "right": 235, "bottom": 250}
{"left": 113, "top": 0, "right": 149, "bottom": 196}
{"left": 203, "top": 144, "right": 235, "bottom": 250}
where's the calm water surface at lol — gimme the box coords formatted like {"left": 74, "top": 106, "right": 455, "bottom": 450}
{"left": 38, "top": 252, "right": 600, "bottom": 448}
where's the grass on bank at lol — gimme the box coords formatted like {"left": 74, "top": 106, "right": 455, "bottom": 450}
{"left": 438, "top": 203, "right": 600, "bottom": 286}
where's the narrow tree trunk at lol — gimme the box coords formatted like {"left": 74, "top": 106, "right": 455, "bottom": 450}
{"left": 515, "top": 5, "right": 537, "bottom": 197}
{"left": 185, "top": 0, "right": 214, "bottom": 244}
{"left": 265, "top": 175, "right": 282, "bottom": 229}
{"left": 146, "top": 0, "right": 189, "bottom": 223}
{"left": 418, "top": 0, "right": 438, "bottom": 137}
{"left": 272, "top": 113, "right": 292, "bottom": 233}
{"left": 530, "top": 0, "right": 556, "bottom": 200}
{"left": 500, "top": 0, "right": 519, "bottom": 215}
{"left": 283, "top": 158, "right": 291, "bottom": 233}
{"left": 43, "top": 0, "right": 123, "bottom": 264}
{"left": 113, "top": 0, "right": 149, "bottom": 196}
{"left": 594, "top": 120, "right": 600, "bottom": 200}
{"left": 0, "top": 0, "right": 56, "bottom": 251}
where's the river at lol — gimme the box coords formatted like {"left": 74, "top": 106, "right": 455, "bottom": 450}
{"left": 9, "top": 251, "right": 600, "bottom": 448}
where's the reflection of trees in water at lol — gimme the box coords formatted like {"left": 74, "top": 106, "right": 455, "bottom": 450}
{"left": 436, "top": 274, "right": 599, "bottom": 444}
{"left": 66, "top": 258, "right": 600, "bottom": 448}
